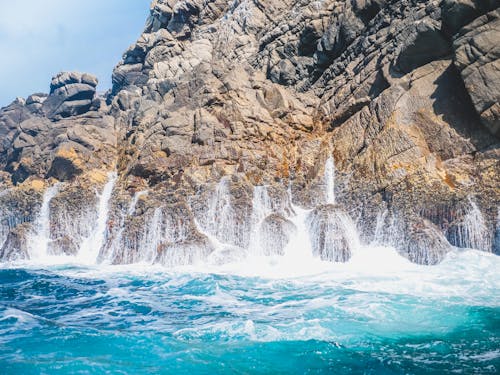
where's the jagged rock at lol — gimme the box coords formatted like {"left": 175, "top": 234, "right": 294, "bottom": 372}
{"left": 43, "top": 72, "right": 98, "bottom": 119}
{"left": 394, "top": 18, "right": 451, "bottom": 74}
{"left": 453, "top": 9, "right": 500, "bottom": 136}
{"left": 442, "top": 0, "right": 499, "bottom": 35}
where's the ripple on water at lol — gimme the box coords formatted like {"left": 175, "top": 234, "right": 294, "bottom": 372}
{"left": 0, "top": 249, "right": 499, "bottom": 374}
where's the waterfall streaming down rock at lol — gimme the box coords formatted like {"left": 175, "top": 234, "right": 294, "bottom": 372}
{"left": 128, "top": 190, "right": 148, "bottom": 216}
{"left": 252, "top": 186, "right": 272, "bottom": 224}
{"left": 446, "top": 198, "right": 492, "bottom": 252}
{"left": 495, "top": 208, "right": 500, "bottom": 255}
{"left": 371, "top": 209, "right": 389, "bottom": 246}
{"left": 140, "top": 208, "right": 164, "bottom": 263}
{"left": 461, "top": 199, "right": 491, "bottom": 252}
{"left": 104, "top": 189, "right": 150, "bottom": 264}
{"left": 324, "top": 156, "right": 336, "bottom": 205}
{"left": 248, "top": 186, "right": 272, "bottom": 256}
{"left": 282, "top": 202, "right": 314, "bottom": 261}
{"left": 307, "top": 205, "right": 360, "bottom": 262}
{"left": 0, "top": 216, "right": 8, "bottom": 251}
{"left": 27, "top": 183, "right": 60, "bottom": 259}
{"left": 200, "top": 177, "right": 241, "bottom": 247}
{"left": 76, "top": 173, "right": 117, "bottom": 264}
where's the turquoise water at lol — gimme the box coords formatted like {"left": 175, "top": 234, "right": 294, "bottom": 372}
{"left": 0, "top": 249, "right": 499, "bottom": 374}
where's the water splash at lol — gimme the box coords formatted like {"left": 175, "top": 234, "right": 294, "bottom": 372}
{"left": 128, "top": 190, "right": 148, "bottom": 216}
{"left": 27, "top": 183, "right": 60, "bottom": 259}
{"left": 139, "top": 208, "right": 164, "bottom": 263}
{"left": 200, "top": 178, "right": 241, "bottom": 246}
{"left": 371, "top": 209, "right": 389, "bottom": 246}
{"left": 446, "top": 198, "right": 492, "bottom": 252}
{"left": 76, "top": 173, "right": 117, "bottom": 264}
{"left": 324, "top": 156, "right": 335, "bottom": 204}
{"left": 307, "top": 205, "right": 360, "bottom": 263}
{"left": 251, "top": 186, "right": 272, "bottom": 224}
{"left": 248, "top": 186, "right": 272, "bottom": 256}
{"left": 283, "top": 204, "right": 314, "bottom": 261}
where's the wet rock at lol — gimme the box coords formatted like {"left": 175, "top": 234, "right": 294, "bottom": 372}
{"left": 48, "top": 235, "right": 79, "bottom": 256}
{"left": 0, "top": 223, "right": 30, "bottom": 261}
{"left": 259, "top": 214, "right": 297, "bottom": 256}
{"left": 155, "top": 232, "right": 214, "bottom": 267}
{"left": 401, "top": 218, "right": 453, "bottom": 265}
{"left": 307, "top": 205, "right": 356, "bottom": 263}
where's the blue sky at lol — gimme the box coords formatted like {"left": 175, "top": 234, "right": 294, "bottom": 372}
{"left": 0, "top": 0, "right": 150, "bottom": 106}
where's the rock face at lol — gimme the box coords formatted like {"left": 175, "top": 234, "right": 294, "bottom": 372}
{"left": 453, "top": 9, "right": 500, "bottom": 136}
{"left": 0, "top": 0, "right": 499, "bottom": 266}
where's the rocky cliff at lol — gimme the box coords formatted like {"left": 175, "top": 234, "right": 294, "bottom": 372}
{"left": 0, "top": 0, "right": 499, "bottom": 265}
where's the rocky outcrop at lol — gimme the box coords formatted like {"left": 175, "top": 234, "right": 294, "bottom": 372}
{"left": 453, "top": 9, "right": 500, "bottom": 136}
{"left": 0, "top": 72, "right": 115, "bottom": 185}
{"left": 0, "top": 0, "right": 499, "bottom": 266}
{"left": 44, "top": 72, "right": 100, "bottom": 119}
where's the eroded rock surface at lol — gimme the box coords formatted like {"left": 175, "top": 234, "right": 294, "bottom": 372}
{"left": 0, "top": 0, "right": 498, "bottom": 265}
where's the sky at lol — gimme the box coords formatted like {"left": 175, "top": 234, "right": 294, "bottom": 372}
{"left": 0, "top": 0, "right": 150, "bottom": 106}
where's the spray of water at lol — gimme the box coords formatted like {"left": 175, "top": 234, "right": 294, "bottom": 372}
{"left": 76, "top": 173, "right": 117, "bottom": 264}
{"left": 324, "top": 156, "right": 335, "bottom": 204}
{"left": 6, "top": 156, "right": 497, "bottom": 270}
{"left": 128, "top": 190, "right": 148, "bottom": 216}
{"left": 200, "top": 177, "right": 241, "bottom": 246}
{"left": 461, "top": 198, "right": 491, "bottom": 252}
{"left": 248, "top": 186, "right": 272, "bottom": 256}
{"left": 27, "top": 183, "right": 61, "bottom": 259}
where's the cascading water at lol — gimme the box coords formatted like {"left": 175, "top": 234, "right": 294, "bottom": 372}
{"left": 282, "top": 203, "right": 314, "bottom": 262}
{"left": 446, "top": 197, "right": 492, "bottom": 252}
{"left": 307, "top": 205, "right": 360, "bottom": 262}
{"left": 248, "top": 185, "right": 272, "bottom": 256}
{"left": 76, "top": 172, "right": 117, "bottom": 264}
{"left": 128, "top": 190, "right": 148, "bottom": 216}
{"left": 371, "top": 208, "right": 389, "bottom": 246}
{"left": 200, "top": 177, "right": 240, "bottom": 247}
{"left": 104, "top": 190, "right": 150, "bottom": 264}
{"left": 324, "top": 156, "right": 336, "bottom": 204}
{"left": 27, "top": 183, "right": 60, "bottom": 259}
{"left": 139, "top": 208, "right": 164, "bottom": 263}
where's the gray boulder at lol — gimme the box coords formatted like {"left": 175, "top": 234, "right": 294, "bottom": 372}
{"left": 43, "top": 72, "right": 98, "bottom": 119}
